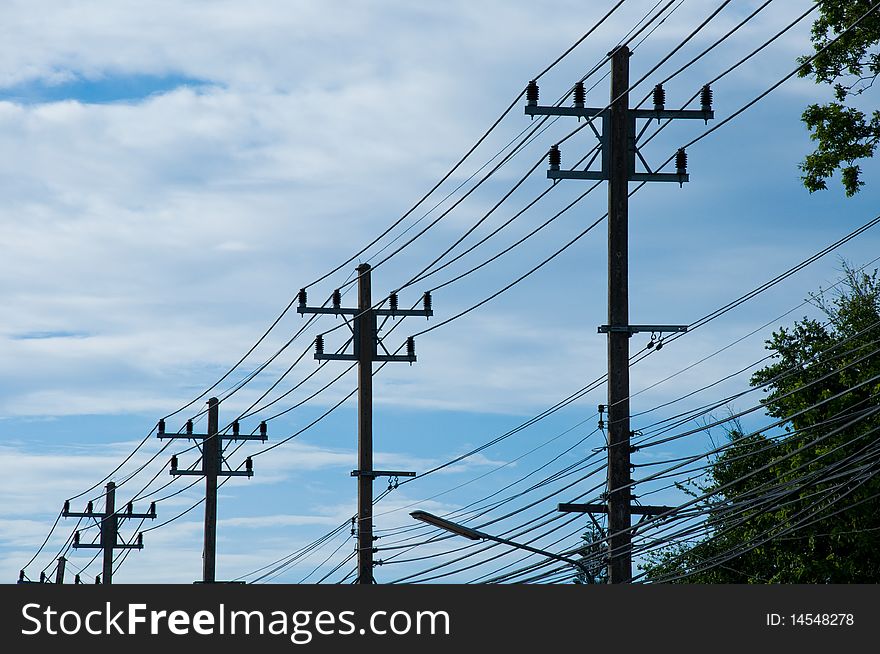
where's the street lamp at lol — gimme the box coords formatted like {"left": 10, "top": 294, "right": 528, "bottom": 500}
{"left": 410, "top": 510, "right": 591, "bottom": 577}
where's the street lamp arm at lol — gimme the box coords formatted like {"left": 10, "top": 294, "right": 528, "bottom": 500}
{"left": 410, "top": 510, "right": 590, "bottom": 577}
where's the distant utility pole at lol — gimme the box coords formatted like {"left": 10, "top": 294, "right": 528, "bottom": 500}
{"left": 62, "top": 481, "right": 155, "bottom": 584}
{"left": 526, "top": 46, "right": 713, "bottom": 582}
{"left": 17, "top": 556, "right": 66, "bottom": 584}
{"left": 158, "top": 397, "right": 268, "bottom": 583}
{"left": 298, "top": 263, "right": 432, "bottom": 584}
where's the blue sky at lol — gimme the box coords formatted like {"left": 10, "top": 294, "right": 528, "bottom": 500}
{"left": 2, "top": 0, "right": 879, "bottom": 584}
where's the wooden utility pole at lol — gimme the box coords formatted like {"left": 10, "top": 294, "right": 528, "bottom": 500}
{"left": 159, "top": 398, "right": 267, "bottom": 582}
{"left": 356, "top": 264, "right": 375, "bottom": 585}
{"left": 525, "top": 46, "right": 713, "bottom": 582}
{"left": 606, "top": 46, "right": 633, "bottom": 583}
{"left": 204, "top": 397, "right": 221, "bottom": 583}
{"left": 63, "top": 481, "right": 155, "bottom": 584}
{"left": 298, "top": 264, "right": 429, "bottom": 583}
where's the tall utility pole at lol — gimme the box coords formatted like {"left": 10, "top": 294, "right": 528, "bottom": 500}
{"left": 526, "top": 46, "right": 713, "bottom": 582}
{"left": 62, "top": 481, "right": 155, "bottom": 584}
{"left": 159, "top": 398, "right": 268, "bottom": 583}
{"left": 298, "top": 263, "right": 431, "bottom": 584}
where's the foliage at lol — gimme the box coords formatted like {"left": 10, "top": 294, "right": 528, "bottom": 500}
{"left": 573, "top": 525, "right": 608, "bottom": 584}
{"left": 641, "top": 264, "right": 880, "bottom": 582}
{"left": 798, "top": 0, "right": 880, "bottom": 195}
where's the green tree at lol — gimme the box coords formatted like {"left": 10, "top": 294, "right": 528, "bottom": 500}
{"left": 642, "top": 265, "right": 880, "bottom": 582}
{"left": 573, "top": 525, "right": 608, "bottom": 584}
{"left": 798, "top": 0, "right": 880, "bottom": 196}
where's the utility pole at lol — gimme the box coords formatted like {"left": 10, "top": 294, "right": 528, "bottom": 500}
{"left": 526, "top": 46, "right": 713, "bottom": 582}
{"left": 62, "top": 481, "right": 155, "bottom": 584}
{"left": 298, "top": 263, "right": 430, "bottom": 583}
{"left": 17, "top": 555, "right": 67, "bottom": 584}
{"left": 55, "top": 555, "right": 66, "bottom": 584}
{"left": 158, "top": 398, "right": 268, "bottom": 583}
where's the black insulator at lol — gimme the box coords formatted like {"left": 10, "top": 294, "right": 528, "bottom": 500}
{"left": 246, "top": 457, "right": 253, "bottom": 472}
{"left": 652, "top": 84, "right": 666, "bottom": 113}
{"left": 137, "top": 533, "right": 143, "bottom": 547}
{"left": 75, "top": 574, "right": 81, "bottom": 584}
{"left": 298, "top": 288, "right": 307, "bottom": 308}
{"left": 63, "top": 500, "right": 70, "bottom": 514}
{"left": 573, "top": 81, "right": 586, "bottom": 108}
{"left": 19, "top": 569, "right": 25, "bottom": 582}
{"left": 526, "top": 80, "right": 539, "bottom": 106}
{"left": 332, "top": 289, "right": 341, "bottom": 309}
{"left": 389, "top": 292, "right": 398, "bottom": 312}
{"left": 186, "top": 420, "right": 193, "bottom": 435}
{"left": 232, "top": 420, "right": 240, "bottom": 436}
{"left": 406, "top": 336, "right": 416, "bottom": 359}
{"left": 656, "top": 340, "right": 664, "bottom": 351}
{"left": 676, "top": 148, "right": 687, "bottom": 175}
{"left": 423, "top": 291, "right": 432, "bottom": 314}
{"left": 548, "top": 145, "right": 561, "bottom": 171}
{"left": 700, "top": 84, "right": 713, "bottom": 111}
{"left": 86, "top": 501, "right": 93, "bottom": 513}
{"left": 598, "top": 404, "right": 605, "bottom": 414}
{"left": 149, "top": 502, "right": 156, "bottom": 517}
{"left": 647, "top": 339, "right": 655, "bottom": 349}
{"left": 157, "top": 418, "right": 165, "bottom": 435}
{"left": 127, "top": 501, "right": 133, "bottom": 515}
{"left": 259, "top": 421, "right": 268, "bottom": 438}
{"left": 95, "top": 575, "right": 101, "bottom": 584}
{"left": 74, "top": 532, "right": 80, "bottom": 546}
{"left": 40, "top": 572, "right": 46, "bottom": 583}
{"left": 170, "top": 455, "right": 178, "bottom": 471}
{"left": 315, "top": 334, "right": 324, "bottom": 355}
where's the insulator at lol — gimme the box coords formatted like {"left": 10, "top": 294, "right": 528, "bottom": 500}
{"left": 676, "top": 148, "right": 687, "bottom": 175}
{"left": 700, "top": 84, "right": 713, "bottom": 111}
{"left": 246, "top": 456, "right": 253, "bottom": 472}
{"left": 653, "top": 84, "right": 666, "bottom": 113}
{"left": 232, "top": 420, "right": 240, "bottom": 436}
{"left": 406, "top": 336, "right": 416, "bottom": 359}
{"left": 186, "top": 419, "right": 193, "bottom": 435}
{"left": 86, "top": 501, "right": 93, "bottom": 513}
{"left": 127, "top": 501, "right": 133, "bottom": 515}
{"left": 598, "top": 404, "right": 605, "bottom": 414}
{"left": 656, "top": 340, "right": 664, "bottom": 351}
{"left": 149, "top": 501, "right": 156, "bottom": 517}
{"left": 573, "top": 81, "right": 585, "bottom": 108}
{"left": 526, "top": 80, "right": 539, "bottom": 106}
{"left": 95, "top": 575, "right": 101, "bottom": 584}
{"left": 297, "top": 288, "right": 307, "bottom": 308}
{"left": 157, "top": 418, "right": 165, "bottom": 435}
{"left": 315, "top": 334, "right": 324, "bottom": 355}
{"left": 63, "top": 500, "right": 70, "bottom": 514}
{"left": 19, "top": 569, "right": 25, "bottom": 582}
{"left": 170, "top": 454, "right": 178, "bottom": 471}
{"left": 332, "top": 289, "right": 341, "bottom": 309}
{"left": 137, "top": 533, "right": 143, "bottom": 547}
{"left": 40, "top": 572, "right": 46, "bottom": 583}
{"left": 389, "top": 292, "right": 398, "bottom": 313}
{"left": 260, "top": 421, "right": 268, "bottom": 438}
{"left": 74, "top": 574, "right": 81, "bottom": 584}
{"left": 74, "top": 532, "right": 80, "bottom": 546}
{"left": 423, "top": 291, "right": 432, "bottom": 314}
{"left": 548, "top": 145, "right": 561, "bottom": 171}
{"left": 647, "top": 337, "right": 655, "bottom": 349}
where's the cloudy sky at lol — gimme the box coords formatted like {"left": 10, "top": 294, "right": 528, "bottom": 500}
{"left": 2, "top": 0, "right": 879, "bottom": 584}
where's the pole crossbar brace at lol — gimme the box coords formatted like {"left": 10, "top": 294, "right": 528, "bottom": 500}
{"left": 557, "top": 502, "right": 673, "bottom": 516}
{"left": 597, "top": 324, "right": 688, "bottom": 334}
{"left": 351, "top": 470, "right": 416, "bottom": 478}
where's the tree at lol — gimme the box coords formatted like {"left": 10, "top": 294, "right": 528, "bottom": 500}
{"left": 798, "top": 0, "right": 880, "bottom": 196}
{"left": 642, "top": 264, "right": 880, "bottom": 582}
{"left": 573, "top": 525, "right": 608, "bottom": 584}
